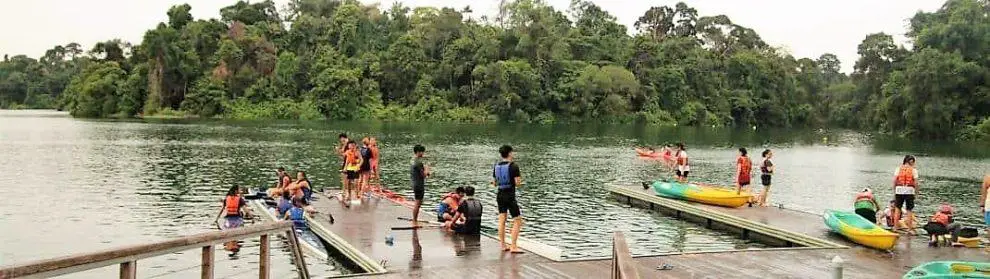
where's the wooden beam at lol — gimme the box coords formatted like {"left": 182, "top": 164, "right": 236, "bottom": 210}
{"left": 259, "top": 234, "right": 270, "bottom": 279}
{"left": 285, "top": 229, "right": 310, "bottom": 279}
{"left": 119, "top": 261, "right": 135, "bottom": 279}
{"left": 0, "top": 221, "right": 293, "bottom": 279}
{"left": 611, "top": 232, "right": 640, "bottom": 279}
{"left": 201, "top": 246, "right": 214, "bottom": 279}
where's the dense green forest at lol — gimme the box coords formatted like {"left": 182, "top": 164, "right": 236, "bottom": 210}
{"left": 1, "top": 0, "right": 989, "bottom": 140}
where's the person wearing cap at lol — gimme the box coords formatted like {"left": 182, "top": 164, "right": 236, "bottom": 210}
{"left": 923, "top": 203, "right": 963, "bottom": 247}
{"left": 853, "top": 188, "right": 880, "bottom": 223}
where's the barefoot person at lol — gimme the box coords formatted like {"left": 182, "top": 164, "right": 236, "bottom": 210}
{"left": 410, "top": 144, "right": 430, "bottom": 226}
{"left": 893, "top": 155, "right": 919, "bottom": 232}
{"left": 675, "top": 143, "right": 689, "bottom": 183}
{"left": 493, "top": 145, "right": 524, "bottom": 253}
{"left": 370, "top": 137, "right": 381, "bottom": 184}
{"left": 981, "top": 174, "right": 989, "bottom": 237}
{"left": 343, "top": 140, "right": 362, "bottom": 204}
{"left": 359, "top": 137, "right": 374, "bottom": 196}
{"left": 735, "top": 148, "right": 753, "bottom": 196}
{"left": 449, "top": 186, "right": 483, "bottom": 235}
{"left": 757, "top": 149, "right": 774, "bottom": 207}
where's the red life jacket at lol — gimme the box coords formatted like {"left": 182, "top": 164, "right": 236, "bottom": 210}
{"left": 932, "top": 211, "right": 950, "bottom": 225}
{"left": 895, "top": 165, "right": 916, "bottom": 186}
{"left": 738, "top": 156, "right": 752, "bottom": 182}
{"left": 225, "top": 196, "right": 241, "bottom": 216}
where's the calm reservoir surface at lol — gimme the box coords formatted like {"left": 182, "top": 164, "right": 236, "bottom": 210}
{"left": 1, "top": 110, "right": 988, "bottom": 277}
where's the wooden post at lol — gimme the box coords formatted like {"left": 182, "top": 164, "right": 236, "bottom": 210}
{"left": 119, "top": 261, "right": 136, "bottom": 279}
{"left": 201, "top": 245, "right": 214, "bottom": 279}
{"left": 285, "top": 229, "right": 310, "bottom": 279}
{"left": 259, "top": 234, "right": 270, "bottom": 279}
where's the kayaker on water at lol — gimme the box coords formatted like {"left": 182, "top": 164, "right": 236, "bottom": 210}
{"left": 675, "top": 143, "right": 689, "bottom": 183}
{"left": 735, "top": 148, "right": 753, "bottom": 201}
{"left": 410, "top": 144, "right": 430, "bottom": 227}
{"left": 285, "top": 171, "right": 311, "bottom": 201}
{"left": 853, "top": 188, "right": 880, "bottom": 224}
{"left": 448, "top": 186, "right": 483, "bottom": 235}
{"left": 757, "top": 149, "right": 774, "bottom": 207}
{"left": 494, "top": 145, "right": 524, "bottom": 253}
{"left": 220, "top": 185, "right": 248, "bottom": 229}
{"left": 893, "top": 155, "right": 920, "bottom": 233}
{"left": 277, "top": 190, "right": 293, "bottom": 218}
{"left": 276, "top": 167, "right": 291, "bottom": 189}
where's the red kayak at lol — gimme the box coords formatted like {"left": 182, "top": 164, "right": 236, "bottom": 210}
{"left": 635, "top": 148, "right": 673, "bottom": 161}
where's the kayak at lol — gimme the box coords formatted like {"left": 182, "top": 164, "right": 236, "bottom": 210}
{"left": 903, "top": 261, "right": 990, "bottom": 279}
{"left": 650, "top": 180, "right": 753, "bottom": 208}
{"left": 635, "top": 148, "right": 673, "bottom": 161}
{"left": 823, "top": 209, "right": 899, "bottom": 250}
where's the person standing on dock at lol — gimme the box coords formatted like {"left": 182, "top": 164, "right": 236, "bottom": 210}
{"left": 343, "top": 140, "right": 363, "bottom": 204}
{"left": 337, "top": 133, "right": 349, "bottom": 194}
{"left": 893, "top": 155, "right": 919, "bottom": 233}
{"left": 981, "top": 174, "right": 989, "bottom": 237}
{"left": 410, "top": 144, "right": 430, "bottom": 226}
{"left": 359, "top": 137, "right": 374, "bottom": 197}
{"left": 757, "top": 149, "right": 774, "bottom": 207}
{"left": 370, "top": 137, "right": 381, "bottom": 185}
{"left": 494, "top": 145, "right": 524, "bottom": 253}
{"left": 735, "top": 148, "right": 753, "bottom": 198}
{"left": 675, "top": 143, "right": 690, "bottom": 183}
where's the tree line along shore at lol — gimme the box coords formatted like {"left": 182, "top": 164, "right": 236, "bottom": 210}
{"left": 1, "top": 0, "right": 989, "bottom": 141}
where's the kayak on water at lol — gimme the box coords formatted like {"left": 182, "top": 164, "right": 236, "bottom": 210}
{"left": 903, "top": 261, "right": 990, "bottom": 279}
{"left": 823, "top": 209, "right": 898, "bottom": 250}
{"left": 649, "top": 179, "right": 753, "bottom": 208}
{"left": 249, "top": 196, "right": 330, "bottom": 261}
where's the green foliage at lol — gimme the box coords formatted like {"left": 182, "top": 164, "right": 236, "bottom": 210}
{"left": 5, "top": 0, "right": 990, "bottom": 140}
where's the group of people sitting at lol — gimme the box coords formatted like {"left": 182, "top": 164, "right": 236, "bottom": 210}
{"left": 435, "top": 186, "right": 484, "bottom": 235}
{"left": 268, "top": 168, "right": 319, "bottom": 229}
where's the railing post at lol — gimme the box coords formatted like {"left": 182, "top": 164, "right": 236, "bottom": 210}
{"left": 201, "top": 245, "right": 214, "bottom": 279}
{"left": 259, "top": 234, "right": 270, "bottom": 279}
{"left": 285, "top": 229, "right": 310, "bottom": 279}
{"left": 119, "top": 261, "right": 136, "bottom": 279}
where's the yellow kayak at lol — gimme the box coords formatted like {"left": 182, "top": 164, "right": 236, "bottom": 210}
{"left": 651, "top": 180, "right": 754, "bottom": 208}
{"left": 823, "top": 210, "right": 899, "bottom": 250}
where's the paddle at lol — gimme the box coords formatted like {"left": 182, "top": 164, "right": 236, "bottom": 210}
{"left": 950, "top": 263, "right": 990, "bottom": 274}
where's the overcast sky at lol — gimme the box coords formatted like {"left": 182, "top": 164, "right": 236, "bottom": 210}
{"left": 0, "top": 0, "right": 943, "bottom": 73}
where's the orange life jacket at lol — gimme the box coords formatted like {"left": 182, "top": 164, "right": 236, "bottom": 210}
{"left": 855, "top": 191, "right": 874, "bottom": 201}
{"left": 225, "top": 196, "right": 241, "bottom": 216}
{"left": 894, "top": 165, "right": 916, "bottom": 186}
{"left": 738, "top": 156, "right": 752, "bottom": 181}
{"left": 442, "top": 192, "right": 460, "bottom": 211}
{"left": 344, "top": 150, "right": 362, "bottom": 171}
{"left": 676, "top": 151, "right": 688, "bottom": 166}
{"left": 932, "top": 211, "right": 950, "bottom": 225}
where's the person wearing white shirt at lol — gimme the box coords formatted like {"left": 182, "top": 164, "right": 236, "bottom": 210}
{"left": 675, "top": 142, "right": 690, "bottom": 183}
{"left": 892, "top": 155, "right": 919, "bottom": 232}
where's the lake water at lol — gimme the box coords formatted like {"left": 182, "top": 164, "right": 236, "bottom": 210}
{"left": 1, "top": 110, "right": 988, "bottom": 277}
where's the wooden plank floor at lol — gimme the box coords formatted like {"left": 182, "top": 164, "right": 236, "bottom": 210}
{"left": 609, "top": 185, "right": 990, "bottom": 278}
{"left": 307, "top": 192, "right": 562, "bottom": 277}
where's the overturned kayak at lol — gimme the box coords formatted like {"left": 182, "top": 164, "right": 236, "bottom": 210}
{"left": 903, "top": 261, "right": 990, "bottom": 279}
{"left": 823, "top": 209, "right": 898, "bottom": 250}
{"left": 650, "top": 180, "right": 753, "bottom": 208}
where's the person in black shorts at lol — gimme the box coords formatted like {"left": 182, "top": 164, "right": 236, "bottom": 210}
{"left": 493, "top": 145, "right": 524, "bottom": 253}
{"left": 410, "top": 144, "right": 430, "bottom": 226}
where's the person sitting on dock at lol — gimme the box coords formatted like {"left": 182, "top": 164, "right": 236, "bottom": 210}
{"left": 853, "top": 188, "right": 880, "bottom": 224}
{"left": 437, "top": 187, "right": 466, "bottom": 225}
{"left": 878, "top": 200, "right": 896, "bottom": 228}
{"left": 449, "top": 186, "right": 483, "bottom": 235}
{"left": 220, "top": 185, "right": 248, "bottom": 229}
{"left": 922, "top": 203, "right": 963, "bottom": 247}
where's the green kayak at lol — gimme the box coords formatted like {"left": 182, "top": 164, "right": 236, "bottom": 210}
{"left": 903, "top": 261, "right": 990, "bottom": 279}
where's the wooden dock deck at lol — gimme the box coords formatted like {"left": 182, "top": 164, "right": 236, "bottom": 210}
{"left": 277, "top": 185, "right": 990, "bottom": 278}
{"left": 608, "top": 185, "right": 990, "bottom": 278}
